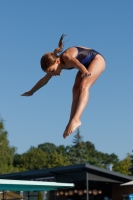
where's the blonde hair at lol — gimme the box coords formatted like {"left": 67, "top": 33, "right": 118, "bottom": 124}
{"left": 40, "top": 34, "right": 66, "bottom": 71}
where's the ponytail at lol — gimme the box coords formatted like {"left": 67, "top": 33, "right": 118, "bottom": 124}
{"left": 41, "top": 34, "right": 66, "bottom": 71}
{"left": 53, "top": 34, "right": 66, "bottom": 55}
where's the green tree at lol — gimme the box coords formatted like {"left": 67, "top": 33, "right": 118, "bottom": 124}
{"left": 38, "top": 142, "right": 57, "bottom": 154}
{"left": 18, "top": 147, "right": 47, "bottom": 170}
{"left": 68, "top": 129, "right": 87, "bottom": 164}
{"left": 38, "top": 142, "right": 71, "bottom": 168}
{"left": 88, "top": 150, "right": 119, "bottom": 168}
{"left": 129, "top": 151, "right": 133, "bottom": 175}
{"left": 93, "top": 152, "right": 119, "bottom": 168}
{"left": 56, "top": 145, "right": 68, "bottom": 155}
{"left": 47, "top": 150, "right": 71, "bottom": 168}
{"left": 13, "top": 153, "right": 22, "bottom": 167}
{"left": 83, "top": 141, "right": 99, "bottom": 165}
{"left": 37, "top": 192, "right": 43, "bottom": 200}
{"left": 0, "top": 118, "right": 17, "bottom": 174}
{"left": 114, "top": 154, "right": 131, "bottom": 175}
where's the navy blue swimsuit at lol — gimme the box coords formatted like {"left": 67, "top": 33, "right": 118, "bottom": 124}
{"left": 62, "top": 46, "right": 103, "bottom": 70}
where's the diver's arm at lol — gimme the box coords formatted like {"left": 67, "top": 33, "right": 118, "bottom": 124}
{"left": 62, "top": 53, "right": 91, "bottom": 78}
{"left": 21, "top": 73, "right": 52, "bottom": 96}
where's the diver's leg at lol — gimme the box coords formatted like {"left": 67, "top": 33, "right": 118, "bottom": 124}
{"left": 63, "top": 55, "right": 105, "bottom": 138}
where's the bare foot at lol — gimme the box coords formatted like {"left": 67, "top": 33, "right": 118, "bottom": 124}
{"left": 63, "top": 119, "right": 81, "bottom": 139}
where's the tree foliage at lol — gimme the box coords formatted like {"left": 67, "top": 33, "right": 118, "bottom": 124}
{"left": 38, "top": 142, "right": 56, "bottom": 154}
{"left": 0, "top": 118, "right": 17, "bottom": 174}
{"left": 114, "top": 154, "right": 131, "bottom": 175}
{"left": 38, "top": 142, "right": 71, "bottom": 168}
{"left": 129, "top": 151, "right": 133, "bottom": 175}
{"left": 37, "top": 192, "right": 43, "bottom": 200}
{"left": 16, "top": 147, "right": 47, "bottom": 170}
{"left": 47, "top": 150, "right": 71, "bottom": 168}
{"left": 0, "top": 116, "right": 132, "bottom": 176}
{"left": 68, "top": 129, "right": 88, "bottom": 164}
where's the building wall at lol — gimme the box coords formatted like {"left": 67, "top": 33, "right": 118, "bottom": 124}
{"left": 112, "top": 184, "right": 133, "bottom": 200}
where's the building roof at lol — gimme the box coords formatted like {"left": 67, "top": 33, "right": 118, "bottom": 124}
{"left": 0, "top": 163, "right": 132, "bottom": 184}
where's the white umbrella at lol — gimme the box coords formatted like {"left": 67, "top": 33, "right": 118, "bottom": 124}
{"left": 121, "top": 181, "right": 133, "bottom": 186}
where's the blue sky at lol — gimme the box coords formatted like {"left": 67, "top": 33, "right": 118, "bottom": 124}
{"left": 0, "top": 1, "right": 133, "bottom": 160}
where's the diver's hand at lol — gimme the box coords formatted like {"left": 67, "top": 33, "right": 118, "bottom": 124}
{"left": 21, "top": 91, "right": 33, "bottom": 96}
{"left": 81, "top": 71, "right": 91, "bottom": 78}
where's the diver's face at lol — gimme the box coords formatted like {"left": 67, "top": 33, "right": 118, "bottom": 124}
{"left": 45, "top": 59, "right": 61, "bottom": 76}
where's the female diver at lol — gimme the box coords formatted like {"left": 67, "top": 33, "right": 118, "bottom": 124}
{"left": 21, "top": 34, "right": 106, "bottom": 139}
